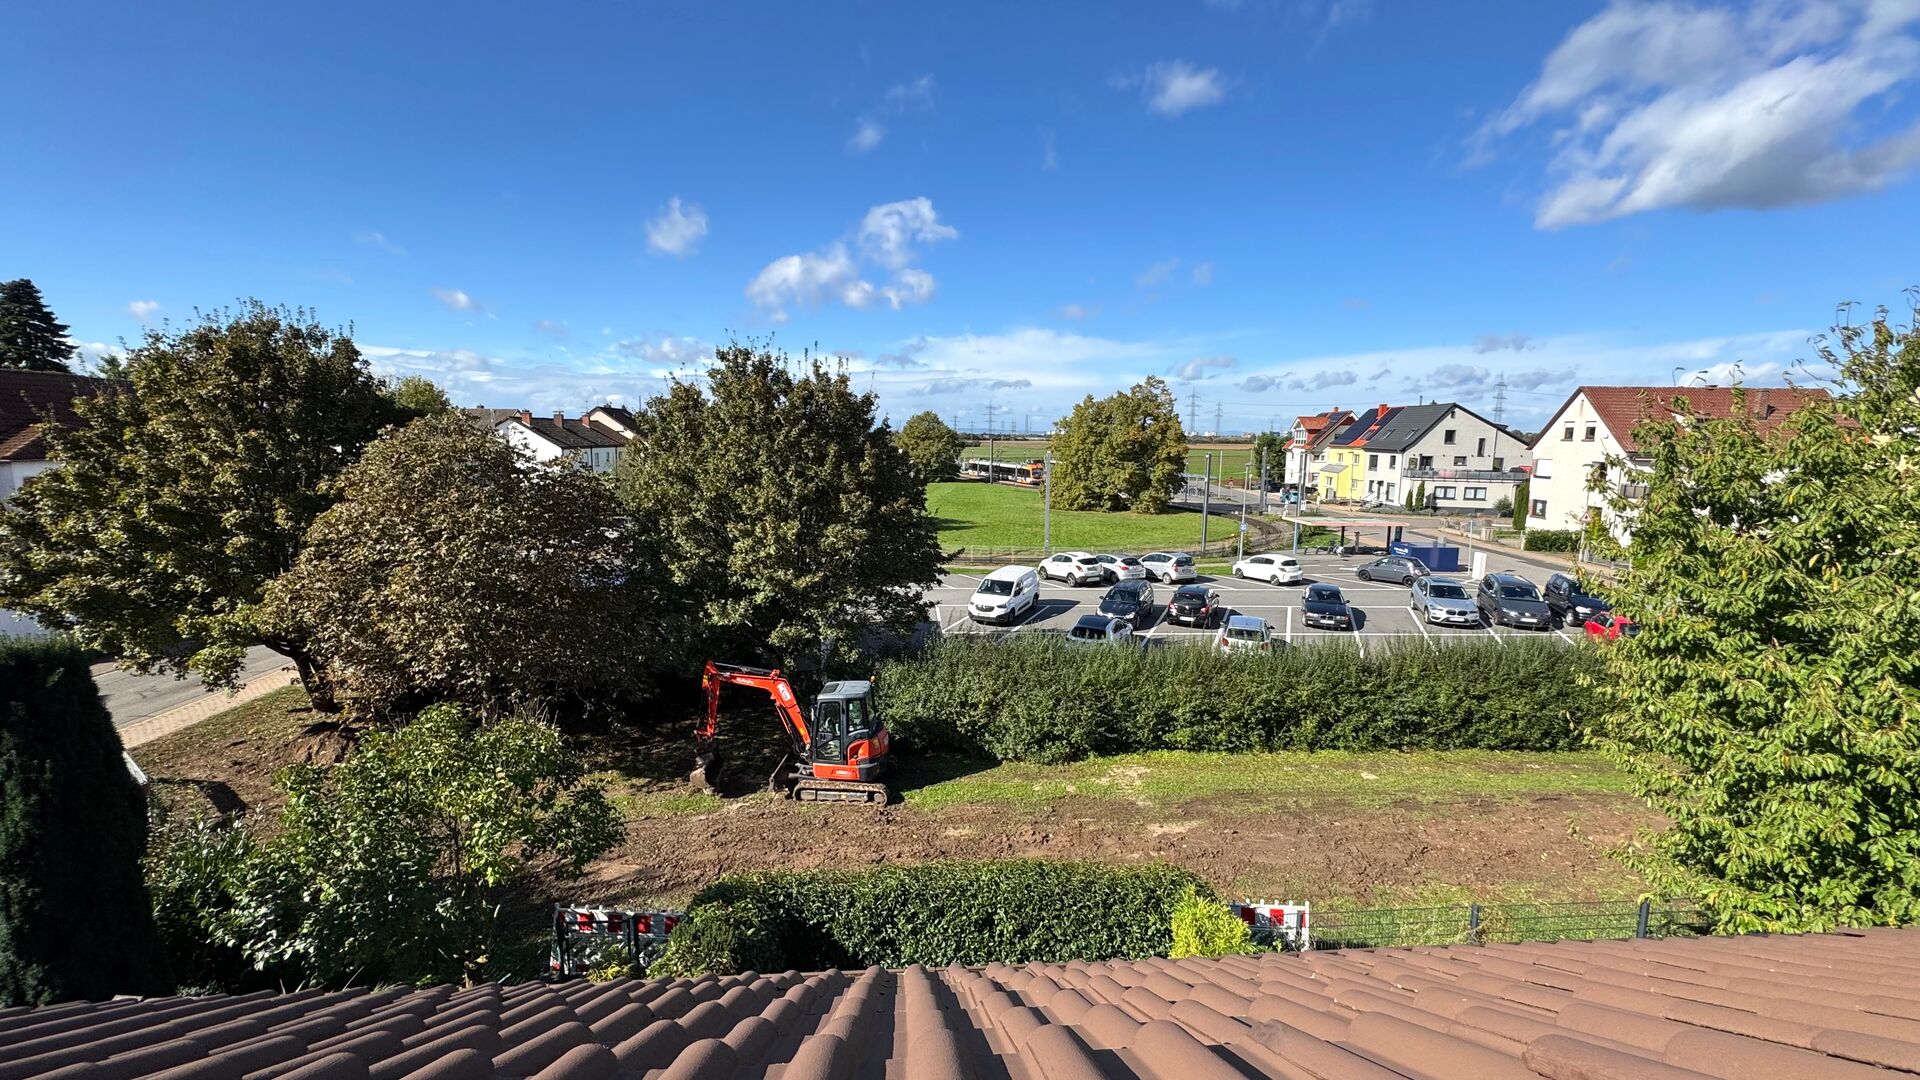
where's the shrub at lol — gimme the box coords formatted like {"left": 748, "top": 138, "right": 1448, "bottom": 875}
{"left": 880, "top": 637, "right": 1586, "bottom": 762}
{"left": 1511, "top": 480, "right": 1530, "bottom": 530}
{"left": 144, "top": 815, "right": 275, "bottom": 994}
{"left": 655, "top": 859, "right": 1211, "bottom": 975}
{"left": 1, "top": 637, "right": 171, "bottom": 1005}
{"left": 1523, "top": 529, "right": 1581, "bottom": 552}
{"left": 1169, "top": 887, "right": 1260, "bottom": 958}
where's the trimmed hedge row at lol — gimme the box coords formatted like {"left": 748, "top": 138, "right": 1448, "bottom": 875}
{"left": 877, "top": 636, "right": 1590, "bottom": 763}
{"left": 652, "top": 859, "right": 1211, "bottom": 975}
{"left": 1523, "top": 529, "right": 1582, "bottom": 552}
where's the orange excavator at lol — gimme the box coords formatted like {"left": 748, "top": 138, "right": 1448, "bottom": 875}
{"left": 693, "top": 661, "right": 892, "bottom": 804}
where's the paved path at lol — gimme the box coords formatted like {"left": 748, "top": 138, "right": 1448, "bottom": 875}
{"left": 117, "top": 665, "right": 301, "bottom": 749}
{"left": 94, "top": 645, "right": 289, "bottom": 729}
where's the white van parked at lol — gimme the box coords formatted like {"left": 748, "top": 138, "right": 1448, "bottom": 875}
{"left": 969, "top": 565, "right": 1041, "bottom": 625}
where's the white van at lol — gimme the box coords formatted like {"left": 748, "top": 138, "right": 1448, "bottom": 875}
{"left": 969, "top": 565, "right": 1040, "bottom": 625}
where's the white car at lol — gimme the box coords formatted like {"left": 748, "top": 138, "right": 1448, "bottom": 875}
{"left": 1038, "top": 551, "right": 1103, "bottom": 586}
{"left": 1231, "top": 553, "right": 1304, "bottom": 585}
{"left": 1065, "top": 614, "right": 1134, "bottom": 646}
{"left": 1092, "top": 554, "right": 1148, "bottom": 582}
{"left": 1140, "top": 551, "right": 1198, "bottom": 583}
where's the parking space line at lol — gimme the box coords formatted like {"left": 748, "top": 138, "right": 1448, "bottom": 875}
{"left": 1410, "top": 604, "right": 1433, "bottom": 642}
{"left": 1284, "top": 606, "right": 1293, "bottom": 644}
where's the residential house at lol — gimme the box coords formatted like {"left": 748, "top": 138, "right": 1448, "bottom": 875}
{"left": 496, "top": 410, "right": 629, "bottom": 472}
{"left": 585, "top": 405, "right": 637, "bottom": 440}
{"left": 1319, "top": 404, "right": 1418, "bottom": 503}
{"left": 2, "top": 370, "right": 107, "bottom": 635}
{"left": 1526, "top": 385, "right": 1830, "bottom": 537}
{"left": 1281, "top": 408, "right": 1350, "bottom": 487}
{"left": 1371, "top": 403, "right": 1533, "bottom": 512}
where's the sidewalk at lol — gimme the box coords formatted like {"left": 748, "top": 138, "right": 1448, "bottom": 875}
{"left": 117, "top": 667, "right": 301, "bottom": 749}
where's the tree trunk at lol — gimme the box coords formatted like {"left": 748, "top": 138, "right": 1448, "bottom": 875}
{"left": 285, "top": 648, "right": 341, "bottom": 713}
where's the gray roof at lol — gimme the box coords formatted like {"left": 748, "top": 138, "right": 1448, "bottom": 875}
{"left": 1359, "top": 403, "right": 1454, "bottom": 453}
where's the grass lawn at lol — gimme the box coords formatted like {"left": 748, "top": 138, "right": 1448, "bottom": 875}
{"left": 929, "top": 480, "right": 1241, "bottom": 556}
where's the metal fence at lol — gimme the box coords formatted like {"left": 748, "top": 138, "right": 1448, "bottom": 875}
{"left": 1309, "top": 898, "right": 1711, "bottom": 950}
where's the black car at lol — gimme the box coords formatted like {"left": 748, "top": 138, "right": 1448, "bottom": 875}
{"left": 1336, "top": 542, "right": 1388, "bottom": 556}
{"left": 1543, "top": 572, "right": 1608, "bottom": 626}
{"left": 1096, "top": 580, "right": 1158, "bottom": 629}
{"left": 1166, "top": 584, "right": 1222, "bottom": 627}
{"left": 1301, "top": 582, "right": 1355, "bottom": 630}
{"left": 1476, "top": 572, "right": 1553, "bottom": 629}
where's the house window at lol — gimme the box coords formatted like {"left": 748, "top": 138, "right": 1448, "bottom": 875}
{"left": 1530, "top": 498, "right": 1547, "bottom": 517}
{"left": 1385, "top": 484, "right": 1396, "bottom": 500}
{"left": 1434, "top": 486, "right": 1456, "bottom": 499}
{"left": 1562, "top": 425, "right": 1574, "bottom": 441}
{"left": 1492, "top": 457, "right": 1505, "bottom": 471}
{"left": 1464, "top": 487, "right": 1487, "bottom": 501}
{"left": 1368, "top": 454, "right": 1378, "bottom": 469}
{"left": 1532, "top": 458, "right": 1551, "bottom": 478}
{"left": 1452, "top": 456, "right": 1467, "bottom": 467}
{"left": 1583, "top": 424, "right": 1597, "bottom": 441}
{"left": 1388, "top": 455, "right": 1396, "bottom": 468}
{"left": 1443, "top": 429, "right": 1456, "bottom": 444}
{"left": 1476, "top": 437, "right": 1486, "bottom": 455}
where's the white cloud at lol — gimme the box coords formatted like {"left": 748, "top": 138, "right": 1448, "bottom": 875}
{"left": 1173, "top": 355, "right": 1237, "bottom": 381}
{"left": 923, "top": 376, "right": 1034, "bottom": 395}
{"left": 645, "top": 197, "right": 709, "bottom": 256}
{"left": 747, "top": 198, "right": 956, "bottom": 321}
{"left": 1472, "top": 332, "right": 1535, "bottom": 353}
{"left": 1483, "top": 1, "right": 1920, "bottom": 228}
{"left": 1136, "top": 61, "right": 1227, "bottom": 117}
{"left": 354, "top": 230, "right": 406, "bottom": 256}
{"left": 882, "top": 74, "right": 936, "bottom": 111}
{"left": 126, "top": 300, "right": 158, "bottom": 322}
{"left": 1042, "top": 130, "right": 1060, "bottom": 171}
{"left": 1427, "top": 363, "right": 1493, "bottom": 389}
{"left": 1191, "top": 261, "right": 1214, "bottom": 286}
{"left": 613, "top": 333, "right": 715, "bottom": 368}
{"left": 1059, "top": 303, "right": 1095, "bottom": 320}
{"left": 431, "top": 288, "right": 483, "bottom": 313}
{"left": 535, "top": 319, "right": 568, "bottom": 337}
{"left": 1681, "top": 360, "right": 1785, "bottom": 385}
{"left": 1137, "top": 258, "right": 1181, "bottom": 289}
{"left": 847, "top": 119, "right": 886, "bottom": 154}
{"left": 1239, "top": 376, "right": 1279, "bottom": 392}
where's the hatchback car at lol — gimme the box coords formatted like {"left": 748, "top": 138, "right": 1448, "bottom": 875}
{"left": 1355, "top": 555, "right": 1428, "bottom": 585}
{"left": 1140, "top": 551, "right": 1198, "bottom": 583}
{"left": 1165, "top": 583, "right": 1222, "bottom": 627}
{"left": 1476, "top": 573, "right": 1553, "bottom": 630}
{"left": 1092, "top": 553, "right": 1148, "bottom": 583}
{"left": 1216, "top": 614, "right": 1275, "bottom": 653}
{"left": 1231, "top": 552, "right": 1304, "bottom": 585}
{"left": 1409, "top": 577, "right": 1479, "bottom": 626}
{"left": 1037, "top": 551, "right": 1102, "bottom": 586}
{"left": 1301, "top": 583, "right": 1356, "bottom": 630}
{"left": 1544, "top": 572, "right": 1608, "bottom": 627}
{"left": 1584, "top": 611, "right": 1640, "bottom": 640}
{"left": 1064, "top": 614, "right": 1134, "bottom": 646}
{"left": 1096, "top": 580, "right": 1158, "bottom": 630}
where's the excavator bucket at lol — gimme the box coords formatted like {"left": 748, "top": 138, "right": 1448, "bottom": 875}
{"left": 689, "top": 750, "right": 719, "bottom": 794}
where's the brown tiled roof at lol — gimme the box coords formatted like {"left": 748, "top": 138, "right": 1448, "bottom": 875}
{"left": 0, "top": 370, "right": 105, "bottom": 463}
{"left": 9, "top": 928, "right": 1920, "bottom": 1078}
{"left": 1553, "top": 385, "right": 1832, "bottom": 454}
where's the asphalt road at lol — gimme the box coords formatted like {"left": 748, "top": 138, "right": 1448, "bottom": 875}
{"left": 930, "top": 547, "right": 1580, "bottom": 648}
{"left": 92, "top": 645, "right": 290, "bottom": 729}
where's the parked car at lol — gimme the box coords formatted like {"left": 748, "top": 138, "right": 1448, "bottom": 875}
{"left": 1476, "top": 572, "right": 1553, "bottom": 630}
{"left": 1064, "top": 613, "right": 1134, "bottom": 646}
{"left": 1231, "top": 552, "right": 1304, "bottom": 585}
{"left": 1096, "top": 579, "right": 1158, "bottom": 630}
{"left": 1092, "top": 553, "right": 1148, "bottom": 583}
{"left": 1355, "top": 555, "right": 1429, "bottom": 585}
{"left": 1166, "top": 583, "right": 1223, "bottom": 627}
{"left": 1335, "top": 541, "right": 1388, "bottom": 556}
{"left": 1038, "top": 551, "right": 1102, "bottom": 585}
{"left": 1216, "top": 614, "right": 1275, "bottom": 653}
{"left": 1301, "top": 583, "right": 1356, "bottom": 630}
{"left": 1408, "top": 577, "right": 1479, "bottom": 627}
{"left": 969, "top": 565, "right": 1041, "bottom": 625}
{"left": 1140, "top": 551, "right": 1198, "bottom": 583}
{"left": 1544, "top": 572, "right": 1608, "bottom": 627}
{"left": 1584, "top": 611, "right": 1639, "bottom": 640}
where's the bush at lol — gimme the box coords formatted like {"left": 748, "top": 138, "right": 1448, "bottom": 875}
{"left": 1523, "top": 529, "right": 1581, "bottom": 553}
{"left": 654, "top": 859, "right": 1211, "bottom": 975}
{"left": 1169, "top": 887, "right": 1260, "bottom": 958}
{"left": 144, "top": 815, "right": 276, "bottom": 994}
{"left": 1, "top": 637, "right": 171, "bottom": 1005}
{"left": 879, "top": 637, "right": 1587, "bottom": 762}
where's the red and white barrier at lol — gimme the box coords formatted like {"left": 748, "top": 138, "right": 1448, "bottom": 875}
{"left": 1232, "top": 900, "right": 1311, "bottom": 950}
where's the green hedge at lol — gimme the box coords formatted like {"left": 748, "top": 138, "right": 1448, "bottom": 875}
{"left": 1523, "top": 529, "right": 1582, "bottom": 552}
{"left": 877, "top": 636, "right": 1588, "bottom": 763}
{"left": 653, "top": 859, "right": 1210, "bottom": 975}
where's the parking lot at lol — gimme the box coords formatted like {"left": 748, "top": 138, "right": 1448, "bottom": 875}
{"left": 930, "top": 550, "right": 1580, "bottom": 649}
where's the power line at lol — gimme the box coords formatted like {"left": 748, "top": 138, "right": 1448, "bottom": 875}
{"left": 1186, "top": 390, "right": 1199, "bottom": 432}
{"left": 1213, "top": 400, "right": 1223, "bottom": 436}
{"left": 1493, "top": 375, "right": 1509, "bottom": 424}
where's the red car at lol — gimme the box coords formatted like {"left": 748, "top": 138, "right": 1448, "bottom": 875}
{"left": 1584, "top": 612, "right": 1638, "bottom": 640}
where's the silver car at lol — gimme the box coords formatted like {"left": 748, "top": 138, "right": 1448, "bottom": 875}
{"left": 1141, "top": 551, "right": 1198, "bottom": 583}
{"left": 1092, "top": 553, "right": 1148, "bottom": 583}
{"left": 1410, "top": 577, "right": 1479, "bottom": 626}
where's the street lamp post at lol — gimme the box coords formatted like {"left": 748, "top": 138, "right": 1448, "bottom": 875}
{"left": 1238, "top": 462, "right": 1250, "bottom": 559}
{"left": 1201, "top": 452, "right": 1213, "bottom": 552}
{"left": 1042, "top": 452, "right": 1052, "bottom": 553}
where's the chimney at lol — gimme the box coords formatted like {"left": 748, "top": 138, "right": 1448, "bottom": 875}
{"left": 1376, "top": 403, "right": 1388, "bottom": 419}
{"left": 553, "top": 410, "right": 566, "bottom": 427}
{"left": 518, "top": 409, "right": 532, "bottom": 426}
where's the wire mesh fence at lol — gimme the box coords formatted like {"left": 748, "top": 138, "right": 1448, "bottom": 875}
{"left": 1310, "top": 898, "right": 1710, "bottom": 950}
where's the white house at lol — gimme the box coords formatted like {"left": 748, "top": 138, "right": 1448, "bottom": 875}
{"left": 1371, "top": 402, "right": 1533, "bottom": 513}
{"left": 1526, "top": 385, "right": 1830, "bottom": 537}
{"left": 495, "top": 410, "right": 629, "bottom": 473}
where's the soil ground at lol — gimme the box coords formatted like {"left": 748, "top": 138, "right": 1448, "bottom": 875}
{"left": 132, "top": 686, "right": 1653, "bottom": 915}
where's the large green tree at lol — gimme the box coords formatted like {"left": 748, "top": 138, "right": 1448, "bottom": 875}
{"left": 614, "top": 342, "right": 941, "bottom": 665}
{"left": 262, "top": 414, "right": 656, "bottom": 713}
{"left": 2, "top": 637, "right": 171, "bottom": 1004}
{"left": 0, "top": 278, "right": 76, "bottom": 372}
{"left": 383, "top": 373, "right": 455, "bottom": 416}
{"left": 894, "top": 410, "right": 965, "bottom": 482}
{"left": 1588, "top": 300, "right": 1920, "bottom": 933}
{"left": 1049, "top": 377, "right": 1188, "bottom": 513}
{"left": 1252, "top": 430, "right": 1286, "bottom": 487}
{"left": 0, "top": 303, "right": 407, "bottom": 708}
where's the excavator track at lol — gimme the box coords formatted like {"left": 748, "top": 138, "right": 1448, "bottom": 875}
{"left": 792, "top": 778, "right": 891, "bottom": 805}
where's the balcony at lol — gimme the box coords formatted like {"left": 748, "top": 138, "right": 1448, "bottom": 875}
{"left": 1400, "top": 467, "right": 1530, "bottom": 482}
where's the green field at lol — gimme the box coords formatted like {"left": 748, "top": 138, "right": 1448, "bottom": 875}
{"left": 965, "top": 442, "right": 1268, "bottom": 480}
{"left": 929, "top": 481, "right": 1241, "bottom": 557}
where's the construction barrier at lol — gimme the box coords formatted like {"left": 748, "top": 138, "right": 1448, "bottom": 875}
{"left": 549, "top": 905, "right": 682, "bottom": 977}
{"left": 1232, "top": 900, "right": 1312, "bottom": 951}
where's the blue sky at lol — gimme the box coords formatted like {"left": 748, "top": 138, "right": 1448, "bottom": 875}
{"left": 7, "top": 1, "right": 1920, "bottom": 432}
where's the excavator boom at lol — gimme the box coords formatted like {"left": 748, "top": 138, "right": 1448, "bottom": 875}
{"left": 695, "top": 659, "right": 891, "bottom": 804}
